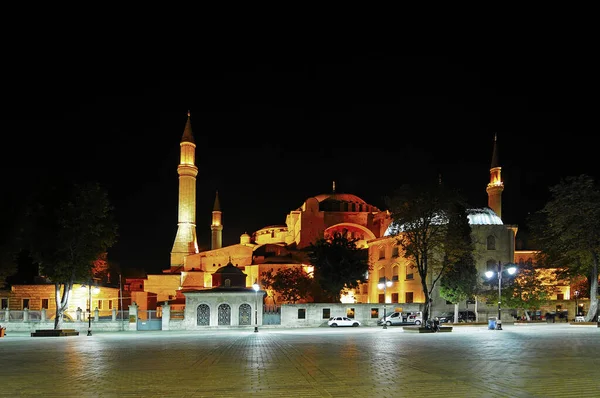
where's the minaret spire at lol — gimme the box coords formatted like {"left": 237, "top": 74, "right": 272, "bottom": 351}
{"left": 211, "top": 190, "right": 223, "bottom": 250}
{"left": 170, "top": 112, "right": 199, "bottom": 269}
{"left": 486, "top": 133, "right": 504, "bottom": 218}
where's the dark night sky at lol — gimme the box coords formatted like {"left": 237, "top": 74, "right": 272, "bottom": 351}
{"left": 0, "top": 55, "right": 591, "bottom": 274}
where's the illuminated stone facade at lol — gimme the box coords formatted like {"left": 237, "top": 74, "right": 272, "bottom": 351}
{"left": 1, "top": 283, "right": 121, "bottom": 319}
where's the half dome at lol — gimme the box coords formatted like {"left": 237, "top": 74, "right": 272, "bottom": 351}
{"left": 384, "top": 207, "right": 503, "bottom": 236}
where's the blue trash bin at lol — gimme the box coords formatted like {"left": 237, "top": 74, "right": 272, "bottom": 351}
{"left": 488, "top": 317, "right": 497, "bottom": 330}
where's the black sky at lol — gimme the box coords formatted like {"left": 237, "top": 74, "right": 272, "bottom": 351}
{"left": 0, "top": 55, "right": 591, "bottom": 274}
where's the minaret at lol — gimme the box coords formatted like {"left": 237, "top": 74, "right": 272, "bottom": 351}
{"left": 486, "top": 133, "right": 504, "bottom": 218}
{"left": 211, "top": 190, "right": 223, "bottom": 250}
{"left": 170, "top": 111, "right": 199, "bottom": 268}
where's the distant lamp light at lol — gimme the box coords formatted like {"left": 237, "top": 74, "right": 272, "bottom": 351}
{"left": 377, "top": 278, "right": 393, "bottom": 329}
{"left": 486, "top": 262, "right": 518, "bottom": 331}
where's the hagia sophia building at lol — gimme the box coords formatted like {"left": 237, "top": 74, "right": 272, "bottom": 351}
{"left": 135, "top": 111, "right": 560, "bottom": 311}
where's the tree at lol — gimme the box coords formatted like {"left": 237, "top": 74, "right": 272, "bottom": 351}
{"left": 529, "top": 175, "right": 600, "bottom": 321}
{"left": 269, "top": 267, "right": 313, "bottom": 303}
{"left": 260, "top": 269, "right": 277, "bottom": 306}
{"left": 307, "top": 232, "right": 370, "bottom": 303}
{"left": 0, "top": 190, "right": 25, "bottom": 288}
{"left": 22, "top": 181, "right": 118, "bottom": 329}
{"left": 495, "top": 261, "right": 557, "bottom": 320}
{"left": 439, "top": 202, "right": 478, "bottom": 322}
{"left": 385, "top": 182, "right": 461, "bottom": 323}
{"left": 0, "top": 244, "right": 18, "bottom": 289}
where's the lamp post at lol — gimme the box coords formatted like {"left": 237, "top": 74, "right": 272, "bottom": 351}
{"left": 81, "top": 282, "right": 99, "bottom": 336}
{"left": 377, "top": 278, "right": 393, "bottom": 329}
{"left": 574, "top": 290, "right": 580, "bottom": 318}
{"left": 485, "top": 262, "right": 517, "bottom": 330}
{"left": 253, "top": 282, "right": 260, "bottom": 333}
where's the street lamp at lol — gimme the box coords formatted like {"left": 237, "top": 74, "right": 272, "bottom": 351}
{"left": 252, "top": 282, "right": 260, "bottom": 333}
{"left": 81, "top": 282, "right": 100, "bottom": 336}
{"left": 485, "top": 262, "right": 517, "bottom": 330}
{"left": 377, "top": 278, "right": 393, "bottom": 329}
{"left": 574, "top": 290, "right": 580, "bottom": 318}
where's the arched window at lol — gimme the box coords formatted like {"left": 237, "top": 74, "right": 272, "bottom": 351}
{"left": 379, "top": 247, "right": 386, "bottom": 260}
{"left": 378, "top": 267, "right": 385, "bottom": 282}
{"left": 406, "top": 264, "right": 414, "bottom": 280}
{"left": 218, "top": 303, "right": 231, "bottom": 325}
{"left": 239, "top": 303, "right": 251, "bottom": 325}
{"left": 197, "top": 304, "right": 210, "bottom": 326}
{"left": 392, "top": 265, "right": 399, "bottom": 281}
{"left": 486, "top": 260, "right": 497, "bottom": 272}
{"left": 487, "top": 236, "right": 496, "bottom": 250}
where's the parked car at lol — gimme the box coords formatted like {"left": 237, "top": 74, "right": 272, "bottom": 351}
{"left": 377, "top": 311, "right": 409, "bottom": 326}
{"left": 406, "top": 311, "right": 423, "bottom": 325}
{"left": 328, "top": 316, "right": 361, "bottom": 327}
{"left": 438, "top": 310, "right": 476, "bottom": 323}
{"left": 437, "top": 312, "right": 456, "bottom": 323}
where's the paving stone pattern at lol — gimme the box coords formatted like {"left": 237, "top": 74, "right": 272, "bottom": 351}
{"left": 0, "top": 323, "right": 598, "bottom": 397}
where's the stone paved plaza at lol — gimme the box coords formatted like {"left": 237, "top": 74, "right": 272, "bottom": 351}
{"left": 1, "top": 323, "right": 599, "bottom": 397}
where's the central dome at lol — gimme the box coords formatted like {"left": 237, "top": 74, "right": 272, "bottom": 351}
{"left": 313, "top": 193, "right": 368, "bottom": 204}
{"left": 309, "top": 193, "right": 380, "bottom": 213}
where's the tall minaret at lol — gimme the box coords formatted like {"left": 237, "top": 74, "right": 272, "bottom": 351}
{"left": 486, "top": 133, "right": 504, "bottom": 218}
{"left": 211, "top": 190, "right": 223, "bottom": 250}
{"left": 170, "top": 111, "right": 199, "bottom": 268}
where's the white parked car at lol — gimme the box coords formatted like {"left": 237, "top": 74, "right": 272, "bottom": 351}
{"left": 377, "top": 311, "right": 409, "bottom": 326}
{"left": 327, "top": 316, "right": 361, "bottom": 327}
{"left": 406, "top": 311, "right": 423, "bottom": 325}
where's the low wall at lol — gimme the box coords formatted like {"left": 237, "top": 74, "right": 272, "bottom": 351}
{"left": 1, "top": 320, "right": 131, "bottom": 333}
{"left": 281, "top": 303, "right": 425, "bottom": 327}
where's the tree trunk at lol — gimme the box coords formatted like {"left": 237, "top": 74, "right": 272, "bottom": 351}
{"left": 420, "top": 277, "right": 430, "bottom": 322}
{"left": 586, "top": 253, "right": 599, "bottom": 322}
{"left": 54, "top": 284, "right": 63, "bottom": 329}
{"left": 53, "top": 281, "right": 72, "bottom": 330}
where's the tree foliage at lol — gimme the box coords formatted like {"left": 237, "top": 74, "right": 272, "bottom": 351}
{"left": 307, "top": 232, "right": 370, "bottom": 303}
{"left": 0, "top": 244, "right": 18, "bottom": 289}
{"left": 501, "top": 262, "right": 557, "bottom": 319}
{"left": 22, "top": 181, "right": 118, "bottom": 328}
{"left": 385, "top": 182, "right": 464, "bottom": 323}
{"left": 260, "top": 267, "right": 313, "bottom": 304}
{"left": 439, "top": 202, "right": 478, "bottom": 309}
{"left": 529, "top": 175, "right": 600, "bottom": 321}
